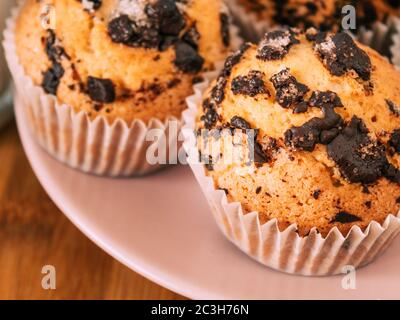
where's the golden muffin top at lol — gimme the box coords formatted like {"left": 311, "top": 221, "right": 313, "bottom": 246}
{"left": 196, "top": 28, "right": 400, "bottom": 236}
{"left": 15, "top": 0, "right": 232, "bottom": 123}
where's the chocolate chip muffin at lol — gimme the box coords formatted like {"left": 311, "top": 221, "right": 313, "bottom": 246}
{"left": 15, "top": 0, "right": 233, "bottom": 124}
{"left": 196, "top": 28, "right": 400, "bottom": 237}
{"left": 233, "top": 0, "right": 400, "bottom": 33}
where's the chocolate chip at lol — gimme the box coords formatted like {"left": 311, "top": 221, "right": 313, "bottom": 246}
{"left": 312, "top": 189, "right": 321, "bottom": 199}
{"left": 257, "top": 29, "right": 300, "bottom": 61}
{"left": 150, "top": 0, "right": 185, "bottom": 36}
{"left": 365, "top": 201, "right": 372, "bottom": 209}
{"left": 256, "top": 186, "right": 262, "bottom": 194}
{"left": 385, "top": 164, "right": 400, "bottom": 184}
{"left": 293, "top": 101, "right": 309, "bottom": 114}
{"left": 389, "top": 129, "right": 400, "bottom": 154}
{"left": 42, "top": 62, "right": 65, "bottom": 95}
{"left": 87, "top": 76, "right": 116, "bottom": 103}
{"left": 45, "top": 30, "right": 65, "bottom": 63}
{"left": 231, "top": 116, "right": 251, "bottom": 130}
{"left": 396, "top": 196, "right": 400, "bottom": 204}
{"left": 108, "top": 15, "right": 137, "bottom": 44}
{"left": 362, "top": 185, "right": 370, "bottom": 194}
{"left": 211, "top": 77, "right": 227, "bottom": 104}
{"left": 174, "top": 41, "right": 204, "bottom": 73}
{"left": 386, "top": 99, "right": 400, "bottom": 117}
{"left": 220, "top": 188, "right": 229, "bottom": 195}
{"left": 327, "top": 117, "right": 389, "bottom": 184}
{"left": 220, "top": 13, "right": 230, "bottom": 47}
{"left": 221, "top": 43, "right": 251, "bottom": 77}
{"left": 201, "top": 99, "right": 219, "bottom": 129}
{"left": 270, "top": 68, "right": 309, "bottom": 109}
{"left": 314, "top": 32, "right": 372, "bottom": 81}
{"left": 231, "top": 71, "right": 269, "bottom": 97}
{"left": 285, "top": 91, "right": 343, "bottom": 151}
{"left": 331, "top": 211, "right": 362, "bottom": 223}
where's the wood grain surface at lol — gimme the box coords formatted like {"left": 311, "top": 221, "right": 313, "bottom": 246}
{"left": 0, "top": 120, "right": 185, "bottom": 300}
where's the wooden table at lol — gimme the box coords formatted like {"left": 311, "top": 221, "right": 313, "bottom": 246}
{"left": 0, "top": 120, "right": 185, "bottom": 300}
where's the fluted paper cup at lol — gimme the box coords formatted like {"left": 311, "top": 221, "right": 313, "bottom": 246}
{"left": 182, "top": 71, "right": 400, "bottom": 276}
{"left": 228, "top": 0, "right": 272, "bottom": 42}
{"left": 3, "top": 4, "right": 241, "bottom": 177}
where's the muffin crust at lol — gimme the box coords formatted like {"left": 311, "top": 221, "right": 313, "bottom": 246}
{"left": 15, "top": 0, "right": 232, "bottom": 123}
{"left": 196, "top": 28, "right": 400, "bottom": 236}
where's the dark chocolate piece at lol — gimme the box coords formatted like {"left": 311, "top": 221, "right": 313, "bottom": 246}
{"left": 386, "top": 99, "right": 400, "bottom": 117}
{"left": 220, "top": 13, "right": 230, "bottom": 47}
{"left": 174, "top": 41, "right": 204, "bottom": 73}
{"left": 331, "top": 211, "right": 362, "bottom": 223}
{"left": 231, "top": 71, "right": 269, "bottom": 97}
{"left": 270, "top": 68, "right": 309, "bottom": 109}
{"left": 42, "top": 62, "right": 65, "bottom": 95}
{"left": 285, "top": 91, "right": 343, "bottom": 151}
{"left": 87, "top": 76, "right": 116, "bottom": 103}
{"left": 314, "top": 32, "right": 372, "bottom": 81}
{"left": 389, "top": 129, "right": 400, "bottom": 154}
{"left": 327, "top": 117, "right": 388, "bottom": 184}
{"left": 230, "top": 116, "right": 251, "bottom": 130}
{"left": 257, "top": 29, "right": 300, "bottom": 61}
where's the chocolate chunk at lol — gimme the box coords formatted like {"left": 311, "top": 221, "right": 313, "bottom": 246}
{"left": 293, "top": 101, "right": 309, "bottom": 114}
{"left": 331, "top": 211, "right": 362, "bottom": 223}
{"left": 201, "top": 99, "right": 219, "bottom": 129}
{"left": 220, "top": 13, "right": 230, "bottom": 47}
{"left": 256, "top": 186, "right": 262, "bottom": 194}
{"left": 314, "top": 32, "right": 372, "bottom": 81}
{"left": 108, "top": 15, "right": 161, "bottom": 49}
{"left": 231, "top": 116, "right": 251, "bottom": 130}
{"left": 221, "top": 43, "right": 251, "bottom": 77}
{"left": 313, "top": 189, "right": 321, "bottom": 199}
{"left": 365, "top": 201, "right": 372, "bottom": 209}
{"left": 87, "top": 76, "right": 116, "bottom": 103}
{"left": 253, "top": 141, "right": 269, "bottom": 164}
{"left": 389, "top": 129, "right": 400, "bottom": 154}
{"left": 174, "top": 41, "right": 204, "bottom": 73}
{"left": 231, "top": 71, "right": 269, "bottom": 97}
{"left": 385, "top": 164, "right": 400, "bottom": 184}
{"left": 150, "top": 0, "right": 185, "bottom": 36}
{"left": 257, "top": 29, "right": 300, "bottom": 61}
{"left": 211, "top": 77, "right": 227, "bottom": 104}
{"left": 45, "top": 30, "right": 66, "bottom": 63}
{"left": 108, "top": 15, "right": 137, "bottom": 44}
{"left": 386, "top": 99, "right": 400, "bottom": 117}
{"left": 42, "top": 62, "right": 65, "bottom": 95}
{"left": 285, "top": 91, "right": 343, "bottom": 151}
{"left": 327, "top": 117, "right": 388, "bottom": 184}
{"left": 270, "top": 68, "right": 309, "bottom": 109}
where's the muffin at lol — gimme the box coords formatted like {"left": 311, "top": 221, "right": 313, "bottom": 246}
{"left": 185, "top": 28, "right": 400, "bottom": 275}
{"left": 229, "top": 0, "right": 400, "bottom": 41}
{"left": 5, "top": 0, "right": 234, "bottom": 176}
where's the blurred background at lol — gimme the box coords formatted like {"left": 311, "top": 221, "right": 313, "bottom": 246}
{"left": 0, "top": 0, "right": 183, "bottom": 300}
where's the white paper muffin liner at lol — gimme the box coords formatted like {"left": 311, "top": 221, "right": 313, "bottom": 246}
{"left": 3, "top": 4, "right": 242, "bottom": 177}
{"left": 228, "top": 0, "right": 272, "bottom": 42}
{"left": 355, "top": 17, "right": 400, "bottom": 69}
{"left": 182, "top": 72, "right": 400, "bottom": 276}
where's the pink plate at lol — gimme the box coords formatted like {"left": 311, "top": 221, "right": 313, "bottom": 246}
{"left": 14, "top": 95, "right": 400, "bottom": 300}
